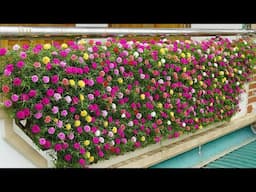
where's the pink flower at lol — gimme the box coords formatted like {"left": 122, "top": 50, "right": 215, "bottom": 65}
{"left": 42, "top": 76, "right": 50, "bottom": 83}
{"left": 0, "top": 48, "right": 7, "bottom": 56}
{"left": 57, "top": 132, "right": 66, "bottom": 140}
{"left": 84, "top": 125, "right": 91, "bottom": 132}
{"left": 31, "top": 75, "right": 39, "bottom": 83}
{"left": 61, "top": 110, "right": 68, "bottom": 117}
{"left": 4, "top": 100, "right": 12, "bottom": 108}
{"left": 52, "top": 106, "right": 59, "bottom": 114}
{"left": 39, "top": 138, "right": 46, "bottom": 145}
{"left": 48, "top": 127, "right": 55, "bottom": 135}
{"left": 54, "top": 93, "right": 62, "bottom": 101}
{"left": 68, "top": 132, "right": 74, "bottom": 140}
{"left": 34, "top": 112, "right": 42, "bottom": 119}
{"left": 28, "top": 90, "right": 37, "bottom": 97}
{"left": 20, "top": 52, "right": 27, "bottom": 59}
{"left": 11, "top": 94, "right": 19, "bottom": 102}
{"left": 51, "top": 75, "right": 59, "bottom": 84}
{"left": 88, "top": 94, "right": 94, "bottom": 100}
{"left": 4, "top": 69, "right": 11, "bottom": 76}
{"left": 96, "top": 76, "right": 104, "bottom": 84}
{"left": 78, "top": 158, "right": 86, "bottom": 166}
{"left": 31, "top": 124, "right": 40, "bottom": 134}
{"left": 33, "top": 62, "right": 41, "bottom": 68}
{"left": 64, "top": 154, "right": 72, "bottom": 162}
{"left": 13, "top": 77, "right": 22, "bottom": 86}
{"left": 16, "top": 61, "right": 25, "bottom": 69}
{"left": 16, "top": 111, "right": 25, "bottom": 119}
{"left": 34, "top": 103, "right": 43, "bottom": 111}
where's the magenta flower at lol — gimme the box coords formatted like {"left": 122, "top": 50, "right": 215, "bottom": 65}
{"left": 16, "top": 111, "right": 25, "bottom": 119}
{"left": 20, "top": 52, "right": 27, "bottom": 59}
{"left": 28, "top": 89, "right": 37, "bottom": 97}
{"left": 96, "top": 76, "right": 104, "bottom": 84}
{"left": 13, "top": 77, "right": 22, "bottom": 86}
{"left": 31, "top": 124, "right": 40, "bottom": 134}
{"left": 64, "top": 154, "right": 72, "bottom": 162}
{"left": 54, "top": 144, "right": 62, "bottom": 152}
{"left": 46, "top": 88, "right": 54, "bottom": 97}
{"left": 51, "top": 75, "right": 59, "bottom": 84}
{"left": 34, "top": 103, "right": 43, "bottom": 111}
{"left": 0, "top": 48, "right": 7, "bottom": 56}
{"left": 16, "top": 61, "right": 25, "bottom": 69}
{"left": 41, "top": 97, "right": 50, "bottom": 105}
{"left": 78, "top": 158, "right": 86, "bottom": 166}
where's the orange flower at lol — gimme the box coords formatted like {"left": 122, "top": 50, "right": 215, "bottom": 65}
{"left": 44, "top": 115, "right": 51, "bottom": 123}
{"left": 2, "top": 85, "right": 10, "bottom": 93}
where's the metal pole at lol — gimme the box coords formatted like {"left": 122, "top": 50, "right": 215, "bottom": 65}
{"left": 0, "top": 26, "right": 255, "bottom": 39}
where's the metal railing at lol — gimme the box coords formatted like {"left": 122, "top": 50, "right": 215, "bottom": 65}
{"left": 0, "top": 26, "right": 255, "bottom": 39}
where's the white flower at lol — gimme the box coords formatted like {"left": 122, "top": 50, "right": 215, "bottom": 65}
{"left": 140, "top": 74, "right": 145, "bottom": 79}
{"left": 95, "top": 130, "right": 101, "bottom": 137}
{"left": 108, "top": 131, "right": 114, "bottom": 137}
{"left": 166, "top": 76, "right": 171, "bottom": 81}
{"left": 197, "top": 49, "right": 202, "bottom": 54}
{"left": 121, "top": 113, "right": 126, "bottom": 118}
{"left": 175, "top": 40, "right": 180, "bottom": 43}
{"left": 117, "top": 43, "right": 123, "bottom": 48}
{"left": 112, "top": 103, "right": 116, "bottom": 110}
{"left": 214, "top": 63, "right": 218, "bottom": 67}
{"left": 131, "top": 136, "right": 137, "bottom": 143}
{"left": 64, "top": 95, "right": 72, "bottom": 103}
{"left": 117, "top": 92, "right": 124, "bottom": 99}
{"left": 151, "top": 111, "right": 156, "bottom": 117}
{"left": 106, "top": 86, "right": 112, "bottom": 92}
{"left": 223, "top": 58, "right": 227, "bottom": 62}
{"left": 193, "top": 97, "right": 196, "bottom": 102}
{"left": 238, "top": 70, "right": 242, "bottom": 74}
{"left": 236, "top": 82, "right": 240, "bottom": 86}
{"left": 182, "top": 122, "right": 186, "bottom": 127}
{"left": 110, "top": 140, "right": 115, "bottom": 146}
{"left": 177, "top": 49, "right": 182, "bottom": 54}
{"left": 194, "top": 78, "right": 198, "bottom": 83}
{"left": 167, "top": 120, "right": 171, "bottom": 125}
{"left": 133, "top": 51, "right": 139, "bottom": 58}
{"left": 202, "top": 72, "right": 207, "bottom": 77}
{"left": 212, "top": 74, "right": 215, "bottom": 78}
{"left": 206, "top": 49, "right": 210, "bottom": 54}
{"left": 162, "top": 38, "right": 168, "bottom": 42}
{"left": 99, "top": 137, "right": 105, "bottom": 143}
{"left": 128, "top": 121, "right": 134, "bottom": 127}
{"left": 191, "top": 89, "right": 195, "bottom": 93}
{"left": 158, "top": 79, "right": 164, "bottom": 84}
{"left": 226, "top": 80, "right": 229, "bottom": 84}
{"left": 127, "top": 41, "right": 133, "bottom": 45}
{"left": 243, "top": 40, "right": 247, "bottom": 45}
{"left": 161, "top": 58, "right": 166, "bottom": 64}
{"left": 136, "top": 113, "right": 142, "bottom": 119}
{"left": 13, "top": 44, "right": 20, "bottom": 51}
{"left": 87, "top": 47, "right": 93, "bottom": 52}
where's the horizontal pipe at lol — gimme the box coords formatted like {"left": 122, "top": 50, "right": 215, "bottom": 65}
{"left": 0, "top": 26, "right": 255, "bottom": 39}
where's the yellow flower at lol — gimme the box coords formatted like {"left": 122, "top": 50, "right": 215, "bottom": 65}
{"left": 61, "top": 43, "right": 68, "bottom": 49}
{"left": 222, "top": 96, "right": 226, "bottom": 100}
{"left": 213, "top": 84, "right": 217, "bottom": 88}
{"left": 74, "top": 120, "right": 81, "bottom": 127}
{"left": 81, "top": 110, "right": 88, "bottom": 117}
{"left": 54, "top": 118, "right": 58, "bottom": 123}
{"left": 140, "top": 94, "right": 145, "bottom": 100}
{"left": 183, "top": 67, "right": 187, "bottom": 72}
{"left": 194, "top": 118, "right": 199, "bottom": 122}
{"left": 78, "top": 80, "right": 85, "bottom": 88}
{"left": 157, "top": 61, "right": 162, "bottom": 67}
{"left": 180, "top": 53, "right": 185, "bottom": 58}
{"left": 189, "top": 80, "right": 193, "bottom": 85}
{"left": 160, "top": 48, "right": 166, "bottom": 55}
{"left": 217, "top": 56, "right": 222, "bottom": 61}
{"left": 241, "top": 54, "right": 245, "bottom": 58}
{"left": 89, "top": 156, "right": 94, "bottom": 163}
{"left": 85, "top": 151, "right": 91, "bottom": 158}
{"left": 69, "top": 79, "right": 76, "bottom": 87}
{"left": 186, "top": 52, "right": 191, "bottom": 58}
{"left": 201, "top": 66, "right": 205, "bottom": 70}
{"left": 170, "top": 112, "right": 174, "bottom": 117}
{"left": 117, "top": 78, "right": 123, "bottom": 84}
{"left": 43, "top": 43, "right": 51, "bottom": 50}
{"left": 140, "top": 136, "right": 145, "bottom": 142}
{"left": 42, "top": 56, "right": 50, "bottom": 64}
{"left": 103, "top": 121, "right": 108, "bottom": 127}
{"left": 199, "top": 81, "right": 204, "bottom": 86}
{"left": 83, "top": 53, "right": 89, "bottom": 60}
{"left": 65, "top": 123, "right": 71, "bottom": 130}
{"left": 78, "top": 39, "right": 86, "bottom": 45}
{"left": 185, "top": 40, "right": 191, "bottom": 44}
{"left": 83, "top": 140, "right": 90, "bottom": 146}
{"left": 169, "top": 89, "right": 174, "bottom": 95}
{"left": 157, "top": 102, "right": 163, "bottom": 109}
{"left": 112, "top": 127, "right": 117, "bottom": 134}
{"left": 86, "top": 116, "right": 92, "bottom": 123}
{"left": 222, "top": 78, "right": 227, "bottom": 83}
{"left": 219, "top": 71, "right": 224, "bottom": 76}
{"left": 79, "top": 94, "right": 85, "bottom": 101}
{"left": 199, "top": 125, "right": 203, "bottom": 129}
{"left": 233, "top": 68, "right": 238, "bottom": 73}
{"left": 221, "top": 109, "right": 224, "bottom": 113}
{"left": 214, "top": 78, "right": 218, "bottom": 82}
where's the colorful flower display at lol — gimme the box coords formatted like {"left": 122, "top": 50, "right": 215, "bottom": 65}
{"left": 0, "top": 37, "right": 256, "bottom": 167}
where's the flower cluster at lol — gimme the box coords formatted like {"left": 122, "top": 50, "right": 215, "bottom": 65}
{"left": 0, "top": 37, "right": 255, "bottom": 167}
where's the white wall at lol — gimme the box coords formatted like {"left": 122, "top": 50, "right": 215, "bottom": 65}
{"left": 0, "top": 120, "right": 36, "bottom": 168}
